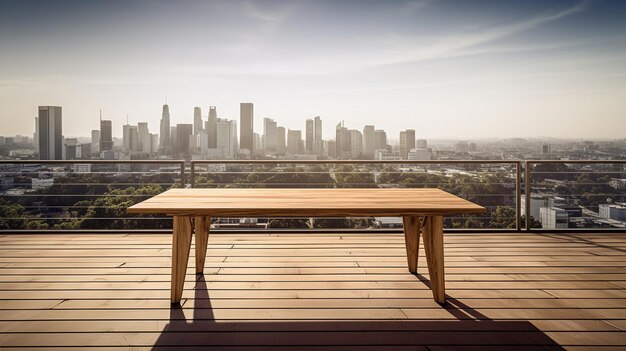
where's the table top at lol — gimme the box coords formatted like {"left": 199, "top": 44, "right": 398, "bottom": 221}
{"left": 127, "top": 188, "right": 486, "bottom": 217}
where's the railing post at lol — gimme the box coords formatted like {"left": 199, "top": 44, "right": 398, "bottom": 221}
{"left": 516, "top": 161, "right": 522, "bottom": 231}
{"left": 180, "top": 161, "right": 185, "bottom": 188}
{"left": 525, "top": 161, "right": 531, "bottom": 231}
{"left": 190, "top": 161, "right": 195, "bottom": 188}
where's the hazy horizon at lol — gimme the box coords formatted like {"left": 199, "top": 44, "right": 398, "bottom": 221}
{"left": 1, "top": 0, "right": 625, "bottom": 139}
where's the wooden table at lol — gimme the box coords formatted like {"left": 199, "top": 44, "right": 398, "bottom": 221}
{"left": 127, "top": 188, "right": 485, "bottom": 305}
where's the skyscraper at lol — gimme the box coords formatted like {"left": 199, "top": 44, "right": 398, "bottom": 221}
{"left": 399, "top": 129, "right": 415, "bottom": 159}
{"left": 374, "top": 130, "right": 387, "bottom": 150}
{"left": 91, "top": 129, "right": 100, "bottom": 155}
{"left": 207, "top": 106, "right": 217, "bottom": 148}
{"left": 123, "top": 123, "right": 139, "bottom": 152}
{"left": 363, "top": 125, "right": 375, "bottom": 157}
{"left": 305, "top": 118, "right": 314, "bottom": 154}
{"left": 193, "top": 107, "right": 203, "bottom": 135}
{"left": 159, "top": 104, "right": 171, "bottom": 152}
{"left": 100, "top": 119, "right": 113, "bottom": 152}
{"left": 263, "top": 117, "right": 277, "bottom": 154}
{"left": 349, "top": 129, "right": 363, "bottom": 158}
{"left": 175, "top": 124, "right": 193, "bottom": 154}
{"left": 335, "top": 121, "right": 351, "bottom": 159}
{"left": 287, "top": 129, "right": 302, "bottom": 155}
{"left": 277, "top": 126, "right": 286, "bottom": 154}
{"left": 240, "top": 103, "right": 254, "bottom": 152}
{"left": 37, "top": 106, "right": 62, "bottom": 160}
{"left": 313, "top": 116, "right": 323, "bottom": 155}
{"left": 137, "top": 122, "right": 149, "bottom": 152}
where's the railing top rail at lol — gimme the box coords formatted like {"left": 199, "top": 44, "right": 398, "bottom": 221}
{"left": 0, "top": 160, "right": 185, "bottom": 164}
{"left": 526, "top": 160, "right": 626, "bottom": 164}
{"left": 191, "top": 160, "right": 521, "bottom": 165}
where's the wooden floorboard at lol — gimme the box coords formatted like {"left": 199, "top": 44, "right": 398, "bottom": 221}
{"left": 0, "top": 231, "right": 625, "bottom": 349}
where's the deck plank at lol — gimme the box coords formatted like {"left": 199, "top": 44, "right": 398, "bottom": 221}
{"left": 0, "top": 231, "right": 625, "bottom": 349}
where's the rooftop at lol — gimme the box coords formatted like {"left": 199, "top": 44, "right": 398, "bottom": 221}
{"left": 1, "top": 231, "right": 625, "bottom": 349}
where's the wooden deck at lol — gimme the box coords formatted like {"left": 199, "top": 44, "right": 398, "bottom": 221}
{"left": 0, "top": 231, "right": 625, "bottom": 350}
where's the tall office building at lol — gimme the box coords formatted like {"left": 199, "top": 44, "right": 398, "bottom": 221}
{"left": 33, "top": 117, "right": 39, "bottom": 151}
{"left": 159, "top": 104, "right": 171, "bottom": 152}
{"left": 175, "top": 124, "right": 193, "bottom": 154}
{"left": 313, "top": 116, "right": 322, "bottom": 155}
{"left": 91, "top": 130, "right": 100, "bottom": 155}
{"left": 215, "top": 118, "right": 238, "bottom": 159}
{"left": 374, "top": 130, "right": 387, "bottom": 150}
{"left": 363, "top": 125, "right": 375, "bottom": 157}
{"left": 207, "top": 106, "right": 217, "bottom": 148}
{"left": 335, "top": 121, "right": 351, "bottom": 159}
{"left": 38, "top": 106, "right": 63, "bottom": 160}
{"left": 100, "top": 119, "right": 113, "bottom": 151}
{"left": 123, "top": 123, "right": 139, "bottom": 152}
{"left": 416, "top": 139, "right": 427, "bottom": 149}
{"left": 399, "top": 129, "right": 415, "bottom": 159}
{"left": 305, "top": 118, "right": 314, "bottom": 154}
{"left": 349, "top": 129, "right": 363, "bottom": 158}
{"left": 287, "top": 129, "right": 302, "bottom": 155}
{"left": 277, "top": 126, "right": 286, "bottom": 154}
{"left": 137, "top": 122, "right": 149, "bottom": 152}
{"left": 263, "top": 118, "right": 277, "bottom": 154}
{"left": 193, "top": 107, "right": 203, "bottom": 135}
{"left": 240, "top": 103, "right": 254, "bottom": 152}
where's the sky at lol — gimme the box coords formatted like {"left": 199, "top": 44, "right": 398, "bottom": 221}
{"left": 0, "top": 0, "right": 625, "bottom": 139}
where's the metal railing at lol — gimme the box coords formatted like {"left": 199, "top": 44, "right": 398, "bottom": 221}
{"left": 1, "top": 159, "right": 624, "bottom": 232}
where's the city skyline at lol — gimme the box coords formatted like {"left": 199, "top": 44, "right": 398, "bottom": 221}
{"left": 1, "top": 0, "right": 625, "bottom": 139}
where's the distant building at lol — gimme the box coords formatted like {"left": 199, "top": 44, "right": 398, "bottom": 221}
{"left": 542, "top": 144, "right": 551, "bottom": 154}
{"left": 468, "top": 142, "right": 477, "bottom": 152}
{"left": 207, "top": 106, "right": 217, "bottom": 148}
{"left": 416, "top": 139, "right": 427, "bottom": 149}
{"left": 313, "top": 116, "right": 323, "bottom": 155}
{"left": 363, "top": 125, "right": 375, "bottom": 158}
{"left": 63, "top": 138, "right": 78, "bottom": 160}
{"left": 240, "top": 103, "right": 254, "bottom": 153}
{"left": 122, "top": 124, "right": 139, "bottom": 152}
{"left": 335, "top": 122, "right": 351, "bottom": 159}
{"left": 599, "top": 204, "right": 626, "bottom": 221}
{"left": 38, "top": 106, "right": 63, "bottom": 160}
{"left": 349, "top": 129, "right": 362, "bottom": 158}
{"left": 91, "top": 130, "right": 100, "bottom": 155}
{"left": 287, "top": 129, "right": 302, "bottom": 155}
{"left": 100, "top": 119, "right": 113, "bottom": 151}
{"left": 455, "top": 141, "right": 469, "bottom": 153}
{"left": 263, "top": 118, "right": 278, "bottom": 154}
{"left": 193, "top": 107, "right": 203, "bottom": 135}
{"left": 175, "top": 124, "right": 193, "bottom": 154}
{"left": 137, "top": 122, "right": 149, "bottom": 152}
{"left": 374, "top": 130, "right": 387, "bottom": 150}
{"left": 276, "top": 126, "right": 286, "bottom": 154}
{"left": 399, "top": 129, "right": 415, "bottom": 159}
{"left": 540, "top": 207, "right": 569, "bottom": 229}
{"left": 212, "top": 118, "right": 238, "bottom": 159}
{"left": 159, "top": 104, "right": 171, "bottom": 152}
{"left": 408, "top": 148, "right": 432, "bottom": 160}
{"left": 305, "top": 118, "right": 314, "bottom": 154}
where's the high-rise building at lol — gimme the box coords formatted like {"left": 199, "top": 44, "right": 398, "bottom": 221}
{"left": 542, "top": 144, "right": 551, "bottom": 154}
{"left": 313, "top": 116, "right": 323, "bottom": 155}
{"left": 193, "top": 107, "right": 203, "bottom": 135}
{"left": 399, "top": 129, "right": 415, "bottom": 159}
{"left": 175, "top": 124, "right": 193, "bottom": 154}
{"left": 240, "top": 103, "right": 254, "bottom": 152}
{"left": 335, "top": 121, "right": 351, "bottom": 159}
{"left": 349, "top": 129, "right": 363, "bottom": 158}
{"left": 287, "top": 129, "right": 302, "bottom": 155}
{"left": 123, "top": 124, "right": 139, "bottom": 152}
{"left": 33, "top": 117, "right": 39, "bottom": 151}
{"left": 455, "top": 141, "right": 469, "bottom": 153}
{"left": 38, "top": 106, "right": 63, "bottom": 160}
{"left": 207, "top": 106, "right": 217, "bottom": 148}
{"left": 263, "top": 118, "right": 277, "bottom": 154}
{"left": 374, "top": 130, "right": 387, "bottom": 151}
{"left": 416, "top": 139, "right": 427, "bottom": 149}
{"left": 468, "top": 142, "right": 477, "bottom": 152}
{"left": 363, "top": 125, "right": 375, "bottom": 157}
{"left": 277, "top": 126, "right": 286, "bottom": 154}
{"left": 159, "top": 104, "right": 171, "bottom": 152}
{"left": 91, "top": 130, "right": 100, "bottom": 155}
{"left": 305, "top": 118, "right": 314, "bottom": 154}
{"left": 216, "top": 118, "right": 238, "bottom": 159}
{"left": 100, "top": 119, "right": 113, "bottom": 152}
{"left": 137, "top": 122, "right": 149, "bottom": 152}
{"left": 170, "top": 126, "right": 177, "bottom": 150}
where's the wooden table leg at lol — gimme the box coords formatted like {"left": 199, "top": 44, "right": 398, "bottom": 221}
{"left": 195, "top": 216, "right": 210, "bottom": 274}
{"left": 171, "top": 216, "right": 192, "bottom": 304}
{"left": 402, "top": 215, "right": 421, "bottom": 274}
{"left": 423, "top": 215, "right": 445, "bottom": 304}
